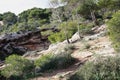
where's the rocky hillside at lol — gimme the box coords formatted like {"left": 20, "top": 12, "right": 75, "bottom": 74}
{"left": 0, "top": 24, "right": 117, "bottom": 80}
{"left": 24, "top": 24, "right": 115, "bottom": 80}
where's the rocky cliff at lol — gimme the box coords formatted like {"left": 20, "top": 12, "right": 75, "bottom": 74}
{"left": 0, "top": 29, "right": 50, "bottom": 61}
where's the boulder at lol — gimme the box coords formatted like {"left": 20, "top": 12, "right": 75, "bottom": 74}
{"left": 69, "top": 32, "right": 81, "bottom": 43}
{"left": 92, "top": 24, "right": 107, "bottom": 33}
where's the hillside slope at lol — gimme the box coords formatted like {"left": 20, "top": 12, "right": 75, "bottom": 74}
{"left": 30, "top": 24, "right": 115, "bottom": 80}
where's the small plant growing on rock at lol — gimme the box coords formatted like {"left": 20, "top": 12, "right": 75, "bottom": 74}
{"left": 84, "top": 43, "right": 91, "bottom": 49}
{"left": 64, "top": 45, "right": 75, "bottom": 51}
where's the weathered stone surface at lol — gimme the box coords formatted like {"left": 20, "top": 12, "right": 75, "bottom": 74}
{"left": 0, "top": 29, "right": 50, "bottom": 61}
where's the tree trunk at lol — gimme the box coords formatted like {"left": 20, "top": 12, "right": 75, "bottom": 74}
{"left": 76, "top": 13, "right": 82, "bottom": 40}
{"left": 66, "top": 35, "right": 70, "bottom": 44}
{"left": 65, "top": 22, "right": 70, "bottom": 44}
{"left": 90, "top": 10, "right": 97, "bottom": 25}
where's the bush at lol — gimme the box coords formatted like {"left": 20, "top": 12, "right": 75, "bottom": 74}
{"left": 48, "top": 32, "right": 66, "bottom": 43}
{"left": 64, "top": 44, "right": 75, "bottom": 54}
{"left": 48, "top": 21, "right": 78, "bottom": 43}
{"left": 35, "top": 54, "right": 54, "bottom": 72}
{"left": 68, "top": 55, "right": 120, "bottom": 80}
{"left": 1, "top": 55, "right": 34, "bottom": 79}
{"left": 107, "top": 11, "right": 120, "bottom": 52}
{"left": 35, "top": 53, "right": 76, "bottom": 72}
{"left": 79, "top": 22, "right": 94, "bottom": 35}
{"left": 0, "top": 71, "right": 6, "bottom": 80}
{"left": 54, "top": 53, "right": 76, "bottom": 69}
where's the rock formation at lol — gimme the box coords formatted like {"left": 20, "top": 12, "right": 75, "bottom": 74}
{"left": 0, "top": 29, "right": 50, "bottom": 61}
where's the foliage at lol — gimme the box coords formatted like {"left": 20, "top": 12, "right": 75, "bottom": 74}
{"left": 107, "top": 11, "right": 120, "bottom": 52}
{"left": 48, "top": 21, "right": 78, "bottom": 43}
{"left": 97, "top": 0, "right": 113, "bottom": 9}
{"left": 0, "top": 71, "right": 6, "bottom": 80}
{"left": 57, "top": 0, "right": 120, "bottom": 22}
{"left": 2, "top": 12, "right": 17, "bottom": 25}
{"left": 53, "top": 52, "right": 76, "bottom": 69}
{"left": 112, "top": 0, "right": 120, "bottom": 10}
{"left": 41, "top": 30, "right": 54, "bottom": 37}
{"left": 68, "top": 55, "right": 120, "bottom": 80}
{"left": 7, "top": 22, "right": 30, "bottom": 33}
{"left": 0, "top": 25, "right": 9, "bottom": 34}
{"left": 35, "top": 52, "right": 76, "bottom": 72}
{"left": 0, "top": 14, "right": 3, "bottom": 21}
{"left": 18, "top": 7, "right": 51, "bottom": 24}
{"left": 77, "top": 0, "right": 98, "bottom": 18}
{"left": 97, "top": 0, "right": 120, "bottom": 13}
{"left": 48, "top": 32, "right": 65, "bottom": 43}
{"left": 35, "top": 54, "right": 54, "bottom": 72}
{"left": 1, "top": 55, "right": 34, "bottom": 79}
{"left": 79, "top": 22, "right": 94, "bottom": 35}
{"left": 64, "top": 44, "right": 75, "bottom": 52}
{"left": 50, "top": 6, "right": 67, "bottom": 23}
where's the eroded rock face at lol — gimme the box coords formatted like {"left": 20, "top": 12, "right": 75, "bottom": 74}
{"left": 0, "top": 43, "right": 27, "bottom": 60}
{"left": 0, "top": 30, "right": 50, "bottom": 61}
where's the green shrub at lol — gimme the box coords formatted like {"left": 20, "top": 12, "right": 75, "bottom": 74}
{"left": 0, "top": 71, "right": 3, "bottom": 79}
{"left": 68, "top": 55, "right": 120, "bottom": 80}
{"left": 59, "top": 21, "right": 78, "bottom": 33}
{"left": 41, "top": 30, "right": 53, "bottom": 36}
{"left": 54, "top": 53, "right": 76, "bottom": 69}
{"left": 0, "top": 70, "right": 6, "bottom": 80}
{"left": 35, "top": 54, "right": 54, "bottom": 71}
{"left": 64, "top": 44, "right": 75, "bottom": 54}
{"left": 97, "top": 18, "right": 105, "bottom": 26}
{"left": 48, "top": 32, "right": 66, "bottom": 43}
{"left": 107, "top": 11, "right": 120, "bottom": 52}
{"left": 1, "top": 55, "right": 34, "bottom": 79}
{"left": 79, "top": 22, "right": 94, "bottom": 35}
{"left": 85, "top": 44, "right": 91, "bottom": 50}
{"left": 48, "top": 21, "right": 78, "bottom": 43}
{"left": 35, "top": 53, "right": 76, "bottom": 72}
{"left": 84, "top": 42, "right": 91, "bottom": 49}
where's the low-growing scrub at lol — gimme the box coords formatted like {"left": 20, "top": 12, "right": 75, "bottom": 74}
{"left": 0, "top": 71, "right": 6, "bottom": 80}
{"left": 68, "top": 55, "right": 120, "bottom": 80}
{"left": 1, "top": 55, "right": 35, "bottom": 80}
{"left": 64, "top": 44, "right": 75, "bottom": 51}
{"left": 35, "top": 53, "right": 76, "bottom": 72}
{"left": 35, "top": 54, "right": 54, "bottom": 72}
{"left": 79, "top": 22, "right": 94, "bottom": 35}
{"left": 48, "top": 21, "right": 78, "bottom": 43}
{"left": 64, "top": 44, "right": 75, "bottom": 54}
{"left": 48, "top": 21, "right": 94, "bottom": 43}
{"left": 48, "top": 32, "right": 66, "bottom": 43}
{"left": 107, "top": 11, "right": 120, "bottom": 52}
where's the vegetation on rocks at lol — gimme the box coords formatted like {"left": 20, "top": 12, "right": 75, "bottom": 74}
{"left": 1, "top": 55, "right": 34, "bottom": 79}
{"left": 0, "top": 0, "right": 120, "bottom": 80}
{"left": 1, "top": 47, "right": 76, "bottom": 79}
{"left": 48, "top": 21, "right": 78, "bottom": 43}
{"left": 0, "top": 8, "right": 52, "bottom": 34}
{"left": 35, "top": 52, "right": 76, "bottom": 72}
{"left": 69, "top": 55, "right": 120, "bottom": 80}
{"left": 107, "top": 11, "right": 120, "bottom": 52}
